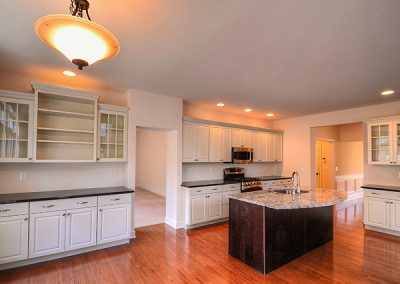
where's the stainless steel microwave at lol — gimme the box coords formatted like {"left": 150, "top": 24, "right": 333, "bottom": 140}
{"left": 232, "top": 147, "right": 253, "bottom": 164}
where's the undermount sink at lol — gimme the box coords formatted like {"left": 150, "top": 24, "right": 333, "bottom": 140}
{"left": 273, "top": 189, "right": 310, "bottom": 194}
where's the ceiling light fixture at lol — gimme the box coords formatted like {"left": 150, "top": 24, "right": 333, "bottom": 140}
{"left": 35, "top": 0, "right": 120, "bottom": 70}
{"left": 244, "top": 108, "right": 252, "bottom": 112}
{"left": 381, "top": 90, "right": 395, "bottom": 95}
{"left": 266, "top": 113, "right": 274, "bottom": 117}
{"left": 62, "top": 70, "right": 76, "bottom": 77}
{"left": 216, "top": 103, "right": 225, "bottom": 107}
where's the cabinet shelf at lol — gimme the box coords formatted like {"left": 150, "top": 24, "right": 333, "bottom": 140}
{"left": 38, "top": 108, "right": 94, "bottom": 119}
{"left": 37, "top": 127, "right": 94, "bottom": 134}
{"left": 37, "top": 140, "right": 94, "bottom": 145}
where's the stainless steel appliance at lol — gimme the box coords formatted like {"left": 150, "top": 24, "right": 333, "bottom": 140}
{"left": 232, "top": 147, "right": 253, "bottom": 164}
{"left": 241, "top": 177, "right": 263, "bottom": 192}
{"left": 223, "top": 167, "right": 245, "bottom": 181}
{"left": 223, "top": 167, "right": 262, "bottom": 192}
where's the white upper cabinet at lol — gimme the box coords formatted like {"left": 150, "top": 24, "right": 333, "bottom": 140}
{"left": 209, "top": 125, "right": 231, "bottom": 162}
{"left": 98, "top": 104, "right": 129, "bottom": 162}
{"left": 267, "top": 132, "right": 283, "bottom": 162}
{"left": 232, "top": 128, "right": 251, "bottom": 147}
{"left": 367, "top": 118, "right": 400, "bottom": 165}
{"left": 0, "top": 91, "right": 34, "bottom": 162}
{"left": 32, "top": 83, "right": 99, "bottom": 162}
{"left": 252, "top": 132, "right": 267, "bottom": 162}
{"left": 183, "top": 121, "right": 209, "bottom": 162}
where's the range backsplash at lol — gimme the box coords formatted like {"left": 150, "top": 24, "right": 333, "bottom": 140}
{"left": 182, "top": 162, "right": 283, "bottom": 182}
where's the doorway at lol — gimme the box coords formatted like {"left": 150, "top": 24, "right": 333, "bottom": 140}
{"left": 315, "top": 140, "right": 335, "bottom": 189}
{"left": 135, "top": 127, "right": 167, "bottom": 228}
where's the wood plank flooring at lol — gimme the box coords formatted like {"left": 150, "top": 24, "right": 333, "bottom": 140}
{"left": 1, "top": 197, "right": 400, "bottom": 283}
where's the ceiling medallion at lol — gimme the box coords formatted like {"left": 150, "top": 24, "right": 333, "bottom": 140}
{"left": 35, "top": 0, "right": 120, "bottom": 70}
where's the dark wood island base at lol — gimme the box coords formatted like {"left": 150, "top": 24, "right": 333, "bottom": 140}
{"left": 229, "top": 198, "right": 334, "bottom": 274}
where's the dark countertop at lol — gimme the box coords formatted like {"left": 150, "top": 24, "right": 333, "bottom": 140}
{"left": 181, "top": 176, "right": 291, "bottom": 188}
{"left": 0, "top": 186, "right": 134, "bottom": 204}
{"left": 362, "top": 184, "right": 400, "bottom": 192}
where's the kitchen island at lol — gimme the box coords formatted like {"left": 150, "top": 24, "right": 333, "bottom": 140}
{"left": 228, "top": 189, "right": 346, "bottom": 274}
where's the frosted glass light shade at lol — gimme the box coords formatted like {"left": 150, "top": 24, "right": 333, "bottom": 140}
{"left": 35, "top": 14, "right": 120, "bottom": 69}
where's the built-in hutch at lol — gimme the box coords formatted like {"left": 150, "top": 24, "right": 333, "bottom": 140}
{"left": 183, "top": 118, "right": 283, "bottom": 163}
{"left": 0, "top": 83, "right": 129, "bottom": 163}
{"left": 366, "top": 116, "right": 400, "bottom": 165}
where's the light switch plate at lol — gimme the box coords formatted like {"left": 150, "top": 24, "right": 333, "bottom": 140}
{"left": 19, "top": 172, "right": 26, "bottom": 182}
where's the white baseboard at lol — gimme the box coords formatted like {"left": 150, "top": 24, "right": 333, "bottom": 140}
{"left": 0, "top": 239, "right": 130, "bottom": 271}
{"left": 365, "top": 225, "right": 400, "bottom": 237}
{"left": 164, "top": 217, "right": 185, "bottom": 229}
{"left": 131, "top": 228, "right": 136, "bottom": 239}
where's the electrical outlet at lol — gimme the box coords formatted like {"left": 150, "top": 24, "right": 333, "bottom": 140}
{"left": 299, "top": 167, "right": 305, "bottom": 173}
{"left": 107, "top": 169, "right": 114, "bottom": 178}
{"left": 19, "top": 172, "right": 26, "bottom": 182}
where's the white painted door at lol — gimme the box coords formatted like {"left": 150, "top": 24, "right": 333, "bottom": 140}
{"left": 251, "top": 132, "right": 260, "bottom": 162}
{"left": 65, "top": 207, "right": 97, "bottom": 251}
{"left": 97, "top": 204, "right": 131, "bottom": 244}
{"left": 391, "top": 200, "right": 400, "bottom": 232}
{"left": 206, "top": 193, "right": 222, "bottom": 220}
{"left": 194, "top": 123, "right": 209, "bottom": 162}
{"left": 393, "top": 121, "right": 400, "bottom": 165}
{"left": 209, "top": 125, "right": 222, "bottom": 162}
{"left": 258, "top": 132, "right": 267, "bottom": 162}
{"left": 266, "top": 132, "right": 274, "bottom": 161}
{"left": 221, "top": 127, "right": 232, "bottom": 162}
{"left": 190, "top": 195, "right": 206, "bottom": 224}
{"left": 274, "top": 133, "right": 283, "bottom": 162}
{"left": 364, "top": 197, "right": 391, "bottom": 229}
{"left": 183, "top": 121, "right": 196, "bottom": 162}
{"left": 29, "top": 211, "right": 66, "bottom": 258}
{"left": 231, "top": 129, "right": 243, "bottom": 147}
{"left": 0, "top": 215, "right": 28, "bottom": 264}
{"left": 241, "top": 130, "right": 251, "bottom": 147}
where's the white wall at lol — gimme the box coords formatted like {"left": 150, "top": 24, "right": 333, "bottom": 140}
{"left": 274, "top": 101, "right": 400, "bottom": 188}
{"left": 125, "top": 89, "right": 183, "bottom": 228}
{"left": 135, "top": 128, "right": 167, "bottom": 197}
{"left": 183, "top": 163, "right": 282, "bottom": 181}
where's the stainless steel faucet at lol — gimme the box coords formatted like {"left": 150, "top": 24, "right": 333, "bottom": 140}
{"left": 291, "top": 171, "right": 301, "bottom": 194}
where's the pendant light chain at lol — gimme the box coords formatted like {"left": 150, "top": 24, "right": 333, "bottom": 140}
{"left": 69, "top": 0, "right": 91, "bottom": 21}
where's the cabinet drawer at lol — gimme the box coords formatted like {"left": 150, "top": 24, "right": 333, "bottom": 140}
{"left": 190, "top": 185, "right": 222, "bottom": 196}
{"left": 64, "top": 196, "right": 97, "bottom": 209}
{"left": 278, "top": 179, "right": 291, "bottom": 185}
{"left": 262, "top": 180, "right": 278, "bottom": 186}
{"left": 222, "top": 183, "right": 241, "bottom": 192}
{"left": 98, "top": 193, "right": 132, "bottom": 206}
{"left": 364, "top": 189, "right": 400, "bottom": 200}
{"left": 0, "top": 203, "right": 29, "bottom": 217}
{"left": 30, "top": 199, "right": 69, "bottom": 213}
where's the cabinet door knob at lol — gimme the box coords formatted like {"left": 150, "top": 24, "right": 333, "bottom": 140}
{"left": 99, "top": 209, "right": 103, "bottom": 212}
{"left": 62, "top": 213, "right": 66, "bottom": 216}
{"left": 24, "top": 217, "right": 28, "bottom": 221}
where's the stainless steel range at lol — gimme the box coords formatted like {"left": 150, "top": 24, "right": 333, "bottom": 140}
{"left": 223, "top": 167, "right": 263, "bottom": 193}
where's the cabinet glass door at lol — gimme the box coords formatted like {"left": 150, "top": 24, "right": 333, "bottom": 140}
{"left": 394, "top": 121, "right": 400, "bottom": 163}
{"left": 99, "top": 112, "right": 125, "bottom": 160}
{"left": 370, "top": 124, "right": 391, "bottom": 163}
{"left": 0, "top": 100, "right": 30, "bottom": 160}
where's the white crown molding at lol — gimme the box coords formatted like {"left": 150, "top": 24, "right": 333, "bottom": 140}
{"left": 0, "top": 90, "right": 35, "bottom": 101}
{"left": 98, "top": 103, "right": 129, "bottom": 113}
{"left": 30, "top": 82, "right": 99, "bottom": 100}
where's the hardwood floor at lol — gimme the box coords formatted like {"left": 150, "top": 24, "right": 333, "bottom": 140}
{"left": 1, "top": 197, "right": 400, "bottom": 283}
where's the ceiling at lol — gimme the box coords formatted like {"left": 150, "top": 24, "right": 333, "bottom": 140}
{"left": 1, "top": 0, "right": 400, "bottom": 119}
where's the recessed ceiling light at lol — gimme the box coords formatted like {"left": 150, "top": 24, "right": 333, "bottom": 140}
{"left": 63, "top": 70, "right": 76, "bottom": 77}
{"left": 266, "top": 113, "right": 274, "bottom": 117}
{"left": 244, "top": 108, "right": 252, "bottom": 112}
{"left": 381, "top": 90, "right": 395, "bottom": 95}
{"left": 216, "top": 103, "right": 224, "bottom": 107}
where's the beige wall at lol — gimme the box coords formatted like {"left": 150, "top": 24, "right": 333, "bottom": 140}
{"left": 183, "top": 101, "right": 273, "bottom": 129}
{"left": 274, "top": 101, "right": 400, "bottom": 188}
{"left": 135, "top": 128, "right": 167, "bottom": 197}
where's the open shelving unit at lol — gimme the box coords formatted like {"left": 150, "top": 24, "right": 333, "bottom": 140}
{"left": 32, "top": 83, "right": 99, "bottom": 162}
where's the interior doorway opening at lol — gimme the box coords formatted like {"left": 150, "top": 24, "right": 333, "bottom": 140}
{"left": 311, "top": 123, "right": 364, "bottom": 200}
{"left": 135, "top": 127, "right": 167, "bottom": 228}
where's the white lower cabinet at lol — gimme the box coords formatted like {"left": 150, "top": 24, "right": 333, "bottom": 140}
{"left": 190, "top": 195, "right": 206, "bottom": 224}
{"left": 206, "top": 193, "right": 222, "bottom": 220}
{"left": 364, "top": 189, "right": 400, "bottom": 236}
{"left": 0, "top": 215, "right": 29, "bottom": 264}
{"left": 65, "top": 207, "right": 97, "bottom": 251}
{"left": 29, "top": 211, "right": 66, "bottom": 258}
{"left": 97, "top": 203, "right": 131, "bottom": 244}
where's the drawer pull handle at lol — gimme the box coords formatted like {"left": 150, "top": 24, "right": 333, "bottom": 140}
{"left": 43, "top": 205, "right": 55, "bottom": 208}
{"left": 111, "top": 198, "right": 120, "bottom": 201}
{"left": 196, "top": 190, "right": 202, "bottom": 193}
{"left": 371, "top": 193, "right": 378, "bottom": 195}
{"left": 0, "top": 209, "right": 10, "bottom": 213}
{"left": 212, "top": 188, "right": 217, "bottom": 191}
{"left": 77, "top": 201, "right": 88, "bottom": 205}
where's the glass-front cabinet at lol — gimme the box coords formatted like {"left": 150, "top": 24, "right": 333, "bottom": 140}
{"left": 98, "top": 104, "right": 129, "bottom": 162}
{"left": 367, "top": 118, "right": 400, "bottom": 165}
{"left": 0, "top": 92, "right": 34, "bottom": 162}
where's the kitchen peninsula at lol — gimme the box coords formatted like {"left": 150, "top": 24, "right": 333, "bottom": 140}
{"left": 228, "top": 189, "right": 346, "bottom": 274}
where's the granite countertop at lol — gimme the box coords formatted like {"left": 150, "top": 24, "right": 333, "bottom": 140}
{"left": 181, "top": 176, "right": 291, "bottom": 188}
{"left": 362, "top": 184, "right": 400, "bottom": 192}
{"left": 229, "top": 188, "right": 347, "bottom": 210}
{"left": 0, "top": 186, "right": 134, "bottom": 204}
